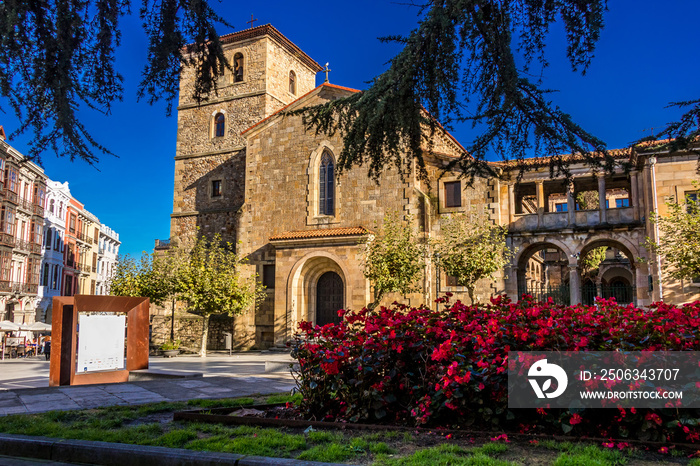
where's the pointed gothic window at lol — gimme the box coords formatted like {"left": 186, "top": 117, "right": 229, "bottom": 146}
{"left": 319, "top": 151, "right": 335, "bottom": 216}
{"left": 233, "top": 53, "right": 244, "bottom": 82}
{"left": 214, "top": 113, "right": 225, "bottom": 137}
{"left": 289, "top": 70, "right": 296, "bottom": 95}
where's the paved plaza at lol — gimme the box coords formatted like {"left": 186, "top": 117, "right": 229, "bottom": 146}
{"left": 0, "top": 352, "right": 296, "bottom": 416}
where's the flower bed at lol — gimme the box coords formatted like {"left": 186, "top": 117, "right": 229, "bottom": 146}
{"left": 290, "top": 295, "right": 700, "bottom": 443}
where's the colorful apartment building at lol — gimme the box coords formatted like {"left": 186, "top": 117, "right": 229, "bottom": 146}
{"left": 0, "top": 127, "right": 47, "bottom": 326}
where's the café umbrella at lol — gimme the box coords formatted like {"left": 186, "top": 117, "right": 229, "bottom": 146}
{"left": 0, "top": 321, "right": 19, "bottom": 332}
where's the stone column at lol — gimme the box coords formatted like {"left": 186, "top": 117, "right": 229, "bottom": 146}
{"left": 508, "top": 184, "right": 515, "bottom": 224}
{"left": 597, "top": 173, "right": 607, "bottom": 224}
{"left": 567, "top": 182, "right": 575, "bottom": 227}
{"left": 536, "top": 180, "right": 544, "bottom": 228}
{"left": 630, "top": 170, "right": 639, "bottom": 221}
{"left": 569, "top": 264, "right": 581, "bottom": 305}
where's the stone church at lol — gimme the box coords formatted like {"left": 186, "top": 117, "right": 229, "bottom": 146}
{"left": 159, "top": 24, "right": 700, "bottom": 350}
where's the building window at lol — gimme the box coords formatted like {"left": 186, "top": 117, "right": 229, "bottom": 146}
{"left": 289, "top": 70, "right": 296, "bottom": 95}
{"left": 42, "top": 264, "right": 49, "bottom": 286}
{"left": 444, "top": 181, "right": 461, "bottom": 208}
{"left": 262, "top": 264, "right": 275, "bottom": 288}
{"left": 687, "top": 192, "right": 698, "bottom": 213}
{"left": 211, "top": 180, "right": 222, "bottom": 198}
{"left": 3, "top": 166, "right": 18, "bottom": 193}
{"left": 69, "top": 214, "right": 76, "bottom": 233}
{"left": 214, "top": 113, "right": 225, "bottom": 138}
{"left": 49, "top": 199, "right": 55, "bottom": 214}
{"left": 615, "top": 198, "right": 630, "bottom": 208}
{"left": 233, "top": 52, "right": 244, "bottom": 82}
{"left": 555, "top": 202, "right": 568, "bottom": 212}
{"left": 45, "top": 228, "right": 52, "bottom": 249}
{"left": 319, "top": 151, "right": 335, "bottom": 216}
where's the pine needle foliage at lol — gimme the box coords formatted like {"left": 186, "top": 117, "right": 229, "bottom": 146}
{"left": 0, "top": 0, "right": 231, "bottom": 165}
{"left": 297, "top": 0, "right": 618, "bottom": 183}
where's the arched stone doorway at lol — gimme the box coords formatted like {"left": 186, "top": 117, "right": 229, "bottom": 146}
{"left": 316, "top": 271, "right": 343, "bottom": 326}
{"left": 286, "top": 251, "right": 351, "bottom": 338}
{"left": 577, "top": 239, "right": 638, "bottom": 306}
{"left": 515, "top": 242, "right": 573, "bottom": 305}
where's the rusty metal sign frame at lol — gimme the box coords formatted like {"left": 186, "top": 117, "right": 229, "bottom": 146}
{"left": 49, "top": 295, "right": 150, "bottom": 386}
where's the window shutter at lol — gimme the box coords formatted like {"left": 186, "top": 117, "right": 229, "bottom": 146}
{"left": 445, "top": 181, "right": 461, "bottom": 207}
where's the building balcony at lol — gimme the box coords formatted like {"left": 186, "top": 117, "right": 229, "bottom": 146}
{"left": 77, "top": 263, "right": 91, "bottom": 274}
{"left": 14, "top": 238, "right": 30, "bottom": 253}
{"left": 33, "top": 204, "right": 44, "bottom": 217}
{"left": 17, "top": 197, "right": 33, "bottom": 214}
{"left": 0, "top": 281, "right": 38, "bottom": 295}
{"left": 2, "top": 189, "right": 18, "bottom": 204}
{"left": 154, "top": 238, "right": 171, "bottom": 250}
{"left": 0, "top": 233, "right": 14, "bottom": 248}
{"left": 30, "top": 243, "right": 41, "bottom": 255}
{"left": 92, "top": 266, "right": 97, "bottom": 273}
{"left": 509, "top": 207, "right": 637, "bottom": 233}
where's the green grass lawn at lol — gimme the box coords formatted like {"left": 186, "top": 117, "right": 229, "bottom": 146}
{"left": 0, "top": 394, "right": 697, "bottom": 465}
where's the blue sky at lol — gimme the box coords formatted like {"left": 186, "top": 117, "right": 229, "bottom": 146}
{"left": 0, "top": 1, "right": 698, "bottom": 257}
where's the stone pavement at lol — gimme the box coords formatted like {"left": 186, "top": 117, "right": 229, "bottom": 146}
{"left": 0, "top": 352, "right": 297, "bottom": 416}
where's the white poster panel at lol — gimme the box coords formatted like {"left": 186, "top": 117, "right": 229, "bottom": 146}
{"left": 76, "top": 314, "right": 126, "bottom": 372}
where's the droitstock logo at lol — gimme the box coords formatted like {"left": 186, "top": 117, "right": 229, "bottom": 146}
{"left": 527, "top": 358, "right": 568, "bottom": 399}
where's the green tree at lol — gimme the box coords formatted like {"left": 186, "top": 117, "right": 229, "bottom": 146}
{"left": 432, "top": 209, "right": 513, "bottom": 304}
{"left": 0, "top": 0, "right": 230, "bottom": 165}
{"left": 580, "top": 247, "right": 607, "bottom": 278}
{"left": 2, "top": 3, "right": 697, "bottom": 170}
{"left": 645, "top": 193, "right": 700, "bottom": 282}
{"left": 110, "top": 251, "right": 182, "bottom": 304}
{"left": 177, "top": 234, "right": 265, "bottom": 357}
{"left": 362, "top": 212, "right": 425, "bottom": 309}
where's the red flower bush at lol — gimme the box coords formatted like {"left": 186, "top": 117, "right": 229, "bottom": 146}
{"left": 290, "top": 295, "right": 700, "bottom": 442}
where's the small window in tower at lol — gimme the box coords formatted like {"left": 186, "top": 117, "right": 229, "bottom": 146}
{"left": 211, "top": 180, "right": 222, "bottom": 198}
{"left": 233, "top": 53, "right": 244, "bottom": 82}
{"left": 214, "top": 113, "right": 225, "bottom": 138}
{"left": 262, "top": 264, "right": 275, "bottom": 288}
{"left": 444, "top": 181, "right": 461, "bottom": 208}
{"left": 289, "top": 70, "right": 296, "bottom": 95}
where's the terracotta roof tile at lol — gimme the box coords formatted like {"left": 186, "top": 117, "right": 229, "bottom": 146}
{"left": 495, "top": 147, "right": 633, "bottom": 169}
{"left": 188, "top": 24, "right": 322, "bottom": 72}
{"left": 270, "top": 226, "right": 370, "bottom": 241}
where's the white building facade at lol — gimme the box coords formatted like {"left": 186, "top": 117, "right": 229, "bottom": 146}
{"left": 96, "top": 224, "right": 120, "bottom": 295}
{"left": 37, "top": 181, "right": 70, "bottom": 323}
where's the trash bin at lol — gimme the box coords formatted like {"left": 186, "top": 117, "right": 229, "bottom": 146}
{"left": 223, "top": 332, "right": 232, "bottom": 356}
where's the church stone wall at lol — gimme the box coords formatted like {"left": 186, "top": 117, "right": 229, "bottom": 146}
{"left": 265, "top": 38, "right": 317, "bottom": 113}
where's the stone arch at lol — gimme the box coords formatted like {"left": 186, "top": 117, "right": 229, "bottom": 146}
{"left": 577, "top": 236, "right": 638, "bottom": 305}
{"left": 514, "top": 238, "right": 574, "bottom": 269}
{"left": 599, "top": 264, "right": 634, "bottom": 286}
{"left": 286, "top": 251, "right": 351, "bottom": 334}
{"left": 515, "top": 241, "right": 572, "bottom": 303}
{"left": 575, "top": 235, "right": 639, "bottom": 267}
{"left": 232, "top": 51, "right": 245, "bottom": 83}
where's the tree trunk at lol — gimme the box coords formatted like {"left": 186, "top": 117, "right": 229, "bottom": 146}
{"left": 467, "top": 285, "right": 475, "bottom": 305}
{"left": 170, "top": 298, "right": 176, "bottom": 342}
{"left": 199, "top": 314, "right": 210, "bottom": 358}
{"left": 368, "top": 289, "right": 384, "bottom": 311}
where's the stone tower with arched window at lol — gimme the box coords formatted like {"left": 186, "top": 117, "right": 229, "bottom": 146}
{"left": 170, "top": 24, "right": 322, "bottom": 245}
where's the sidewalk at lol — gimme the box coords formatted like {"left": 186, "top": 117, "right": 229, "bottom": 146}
{"left": 0, "top": 352, "right": 297, "bottom": 416}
